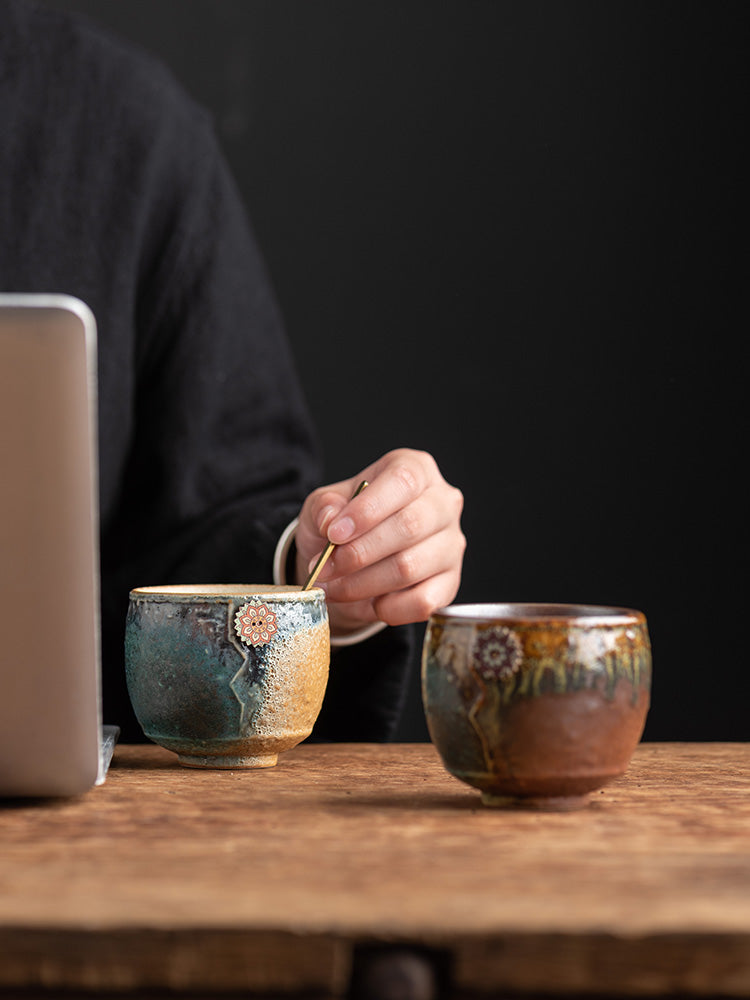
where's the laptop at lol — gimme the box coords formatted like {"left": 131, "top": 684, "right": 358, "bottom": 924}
{"left": 0, "top": 294, "right": 118, "bottom": 797}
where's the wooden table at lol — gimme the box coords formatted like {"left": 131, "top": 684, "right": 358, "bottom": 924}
{"left": 1, "top": 743, "right": 749, "bottom": 999}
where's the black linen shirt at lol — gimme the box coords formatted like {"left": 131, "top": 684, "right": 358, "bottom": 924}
{"left": 0, "top": 0, "right": 412, "bottom": 741}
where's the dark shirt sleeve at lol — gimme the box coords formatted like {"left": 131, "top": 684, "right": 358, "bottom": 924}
{"left": 312, "top": 626, "right": 416, "bottom": 741}
{"left": 90, "top": 64, "right": 414, "bottom": 741}
{"left": 0, "top": 2, "right": 414, "bottom": 742}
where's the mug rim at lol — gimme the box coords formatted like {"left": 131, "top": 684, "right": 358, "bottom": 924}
{"left": 128, "top": 583, "right": 321, "bottom": 601}
{"left": 431, "top": 602, "right": 646, "bottom": 626}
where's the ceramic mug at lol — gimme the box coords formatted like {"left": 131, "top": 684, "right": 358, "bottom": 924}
{"left": 422, "top": 603, "right": 651, "bottom": 809}
{"left": 125, "top": 584, "right": 329, "bottom": 768}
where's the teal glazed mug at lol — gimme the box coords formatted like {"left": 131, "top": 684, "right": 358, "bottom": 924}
{"left": 422, "top": 603, "right": 651, "bottom": 810}
{"left": 125, "top": 584, "right": 329, "bottom": 768}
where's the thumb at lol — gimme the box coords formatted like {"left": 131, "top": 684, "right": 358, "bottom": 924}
{"left": 295, "top": 488, "right": 349, "bottom": 564}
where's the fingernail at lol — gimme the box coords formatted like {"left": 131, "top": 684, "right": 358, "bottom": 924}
{"left": 328, "top": 516, "right": 355, "bottom": 544}
{"left": 318, "top": 506, "right": 337, "bottom": 535}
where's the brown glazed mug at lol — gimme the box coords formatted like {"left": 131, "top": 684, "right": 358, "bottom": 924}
{"left": 422, "top": 603, "right": 651, "bottom": 809}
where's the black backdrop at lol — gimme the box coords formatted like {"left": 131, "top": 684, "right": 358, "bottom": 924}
{"left": 42, "top": 1, "right": 746, "bottom": 741}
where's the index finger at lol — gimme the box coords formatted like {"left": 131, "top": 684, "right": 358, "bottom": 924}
{"left": 326, "top": 453, "right": 429, "bottom": 544}
{"left": 301, "top": 480, "right": 369, "bottom": 589}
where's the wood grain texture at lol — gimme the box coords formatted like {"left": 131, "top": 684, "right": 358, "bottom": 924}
{"left": 1, "top": 742, "right": 749, "bottom": 996}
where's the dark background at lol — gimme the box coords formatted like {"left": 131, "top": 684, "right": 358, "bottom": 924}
{"left": 42, "top": 1, "right": 746, "bottom": 741}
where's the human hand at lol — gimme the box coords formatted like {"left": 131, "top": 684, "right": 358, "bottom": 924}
{"left": 295, "top": 449, "right": 465, "bottom": 637}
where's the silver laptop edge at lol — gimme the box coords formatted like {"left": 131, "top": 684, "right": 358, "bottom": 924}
{"left": 0, "top": 294, "right": 117, "bottom": 795}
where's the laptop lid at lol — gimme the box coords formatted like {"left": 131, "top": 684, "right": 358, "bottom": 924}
{"left": 0, "top": 294, "right": 108, "bottom": 796}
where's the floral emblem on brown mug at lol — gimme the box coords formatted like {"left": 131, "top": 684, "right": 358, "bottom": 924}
{"left": 234, "top": 601, "right": 278, "bottom": 647}
{"left": 473, "top": 625, "right": 523, "bottom": 681}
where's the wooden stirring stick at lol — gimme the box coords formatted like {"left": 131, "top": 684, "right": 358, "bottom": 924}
{"left": 302, "top": 480, "right": 369, "bottom": 590}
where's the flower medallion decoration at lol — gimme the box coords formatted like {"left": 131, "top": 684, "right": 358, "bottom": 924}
{"left": 473, "top": 625, "right": 523, "bottom": 682}
{"left": 234, "top": 601, "right": 278, "bottom": 647}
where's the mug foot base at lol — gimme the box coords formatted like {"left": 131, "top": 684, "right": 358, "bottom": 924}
{"left": 177, "top": 752, "right": 279, "bottom": 769}
{"left": 480, "top": 791, "right": 591, "bottom": 812}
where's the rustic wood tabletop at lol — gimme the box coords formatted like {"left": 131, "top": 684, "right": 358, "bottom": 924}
{"left": 1, "top": 742, "right": 749, "bottom": 998}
